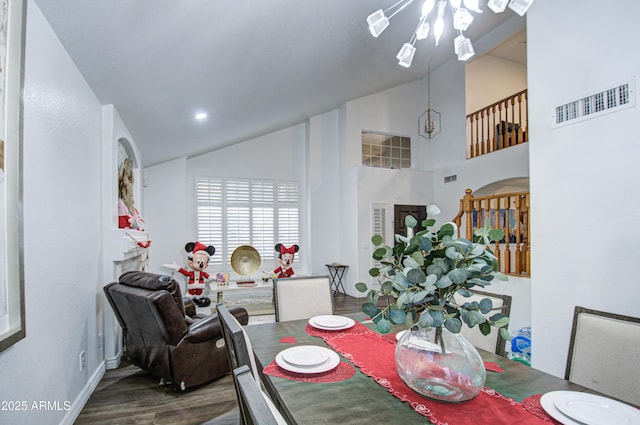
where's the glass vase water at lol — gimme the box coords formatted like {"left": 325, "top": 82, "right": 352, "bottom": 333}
{"left": 395, "top": 326, "right": 486, "bottom": 402}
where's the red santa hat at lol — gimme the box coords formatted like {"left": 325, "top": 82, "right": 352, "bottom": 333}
{"left": 188, "top": 241, "right": 211, "bottom": 258}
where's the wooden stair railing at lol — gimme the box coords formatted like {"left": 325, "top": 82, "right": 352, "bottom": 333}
{"left": 467, "top": 89, "right": 528, "bottom": 159}
{"left": 453, "top": 188, "right": 530, "bottom": 276}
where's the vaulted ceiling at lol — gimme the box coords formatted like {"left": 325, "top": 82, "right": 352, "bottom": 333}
{"left": 34, "top": 0, "right": 522, "bottom": 166}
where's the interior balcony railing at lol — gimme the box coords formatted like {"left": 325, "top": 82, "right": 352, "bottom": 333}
{"left": 466, "top": 89, "right": 528, "bottom": 159}
{"left": 453, "top": 188, "right": 530, "bottom": 277}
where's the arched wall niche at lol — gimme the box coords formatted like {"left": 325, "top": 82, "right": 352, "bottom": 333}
{"left": 116, "top": 137, "right": 143, "bottom": 229}
{"left": 474, "top": 177, "right": 529, "bottom": 197}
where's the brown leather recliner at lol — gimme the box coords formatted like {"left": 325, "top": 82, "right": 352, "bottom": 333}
{"left": 104, "top": 271, "right": 249, "bottom": 390}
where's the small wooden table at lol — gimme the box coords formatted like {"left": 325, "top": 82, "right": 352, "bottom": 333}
{"left": 245, "top": 313, "right": 590, "bottom": 425}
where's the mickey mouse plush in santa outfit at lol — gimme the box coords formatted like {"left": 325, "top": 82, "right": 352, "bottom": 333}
{"left": 165, "top": 241, "right": 215, "bottom": 307}
{"left": 274, "top": 244, "right": 299, "bottom": 278}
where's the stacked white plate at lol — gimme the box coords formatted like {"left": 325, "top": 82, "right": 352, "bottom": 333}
{"left": 275, "top": 345, "right": 340, "bottom": 374}
{"left": 540, "top": 391, "right": 640, "bottom": 425}
{"left": 308, "top": 315, "right": 355, "bottom": 331}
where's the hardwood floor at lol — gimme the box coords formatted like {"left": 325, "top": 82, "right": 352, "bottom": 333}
{"left": 75, "top": 294, "right": 366, "bottom": 424}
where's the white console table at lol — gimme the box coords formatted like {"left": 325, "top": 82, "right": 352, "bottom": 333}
{"left": 208, "top": 281, "right": 274, "bottom": 303}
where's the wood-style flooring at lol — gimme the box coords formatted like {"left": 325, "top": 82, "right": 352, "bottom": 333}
{"left": 74, "top": 294, "right": 367, "bottom": 425}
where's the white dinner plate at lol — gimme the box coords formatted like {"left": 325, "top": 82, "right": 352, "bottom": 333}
{"left": 281, "top": 345, "right": 328, "bottom": 367}
{"left": 553, "top": 391, "right": 640, "bottom": 425}
{"left": 275, "top": 346, "right": 340, "bottom": 374}
{"left": 308, "top": 315, "right": 355, "bottom": 331}
{"left": 540, "top": 392, "right": 584, "bottom": 425}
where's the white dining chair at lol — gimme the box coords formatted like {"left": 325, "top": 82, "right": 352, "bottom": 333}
{"left": 565, "top": 306, "right": 640, "bottom": 407}
{"left": 453, "top": 289, "right": 512, "bottom": 356}
{"left": 273, "top": 276, "right": 333, "bottom": 322}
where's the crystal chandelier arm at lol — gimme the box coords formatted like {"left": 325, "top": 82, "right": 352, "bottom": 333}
{"left": 367, "top": 0, "right": 535, "bottom": 67}
{"left": 433, "top": 1, "right": 447, "bottom": 46}
{"left": 387, "top": 0, "right": 417, "bottom": 19}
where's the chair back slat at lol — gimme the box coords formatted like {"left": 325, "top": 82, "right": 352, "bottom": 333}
{"left": 453, "top": 289, "right": 512, "bottom": 356}
{"left": 274, "top": 276, "right": 333, "bottom": 322}
{"left": 233, "top": 365, "right": 281, "bottom": 425}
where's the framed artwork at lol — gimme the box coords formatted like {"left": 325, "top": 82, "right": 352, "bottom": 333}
{"left": 0, "top": 0, "right": 26, "bottom": 352}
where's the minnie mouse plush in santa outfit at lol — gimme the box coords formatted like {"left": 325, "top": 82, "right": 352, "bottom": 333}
{"left": 274, "top": 244, "right": 299, "bottom": 278}
{"left": 165, "top": 241, "right": 215, "bottom": 307}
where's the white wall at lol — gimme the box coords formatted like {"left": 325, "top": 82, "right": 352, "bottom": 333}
{"left": 0, "top": 2, "right": 104, "bottom": 424}
{"left": 306, "top": 111, "right": 343, "bottom": 275}
{"left": 143, "top": 124, "right": 308, "bottom": 284}
{"left": 143, "top": 157, "right": 188, "bottom": 275}
{"left": 528, "top": 0, "right": 640, "bottom": 377}
{"left": 341, "top": 79, "right": 434, "bottom": 295}
{"left": 466, "top": 54, "right": 527, "bottom": 113}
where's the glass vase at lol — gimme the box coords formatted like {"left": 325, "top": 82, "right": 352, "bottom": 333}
{"left": 395, "top": 326, "right": 486, "bottom": 402}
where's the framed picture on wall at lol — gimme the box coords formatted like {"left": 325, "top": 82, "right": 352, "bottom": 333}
{"left": 0, "top": 0, "right": 26, "bottom": 352}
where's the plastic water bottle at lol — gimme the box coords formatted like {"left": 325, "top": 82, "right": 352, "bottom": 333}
{"left": 508, "top": 327, "right": 531, "bottom": 366}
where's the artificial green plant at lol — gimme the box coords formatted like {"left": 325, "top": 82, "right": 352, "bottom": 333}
{"left": 356, "top": 205, "right": 511, "bottom": 350}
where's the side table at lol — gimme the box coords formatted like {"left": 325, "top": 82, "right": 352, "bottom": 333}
{"left": 325, "top": 263, "right": 348, "bottom": 296}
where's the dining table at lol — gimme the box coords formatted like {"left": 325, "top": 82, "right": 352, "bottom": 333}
{"left": 244, "top": 312, "right": 594, "bottom": 425}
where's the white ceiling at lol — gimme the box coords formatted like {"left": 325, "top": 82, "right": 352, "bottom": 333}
{"left": 33, "top": 0, "right": 523, "bottom": 167}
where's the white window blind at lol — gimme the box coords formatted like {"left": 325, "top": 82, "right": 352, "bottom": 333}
{"left": 371, "top": 203, "right": 388, "bottom": 289}
{"left": 196, "top": 177, "right": 300, "bottom": 267}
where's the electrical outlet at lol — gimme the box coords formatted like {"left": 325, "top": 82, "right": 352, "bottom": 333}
{"left": 79, "top": 350, "right": 86, "bottom": 372}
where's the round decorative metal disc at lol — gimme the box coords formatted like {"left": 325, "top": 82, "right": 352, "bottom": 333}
{"left": 230, "top": 245, "right": 261, "bottom": 276}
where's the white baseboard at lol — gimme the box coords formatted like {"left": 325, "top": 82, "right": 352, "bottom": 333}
{"left": 59, "top": 361, "right": 106, "bottom": 425}
{"left": 105, "top": 351, "right": 122, "bottom": 370}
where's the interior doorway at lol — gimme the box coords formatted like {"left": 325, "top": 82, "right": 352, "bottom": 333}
{"left": 394, "top": 204, "right": 426, "bottom": 237}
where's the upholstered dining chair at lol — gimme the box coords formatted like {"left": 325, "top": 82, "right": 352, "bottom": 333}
{"left": 453, "top": 289, "right": 512, "bottom": 356}
{"left": 565, "top": 306, "right": 640, "bottom": 406}
{"left": 233, "top": 365, "right": 288, "bottom": 425}
{"left": 273, "top": 275, "right": 333, "bottom": 322}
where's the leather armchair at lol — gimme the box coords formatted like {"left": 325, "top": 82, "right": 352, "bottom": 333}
{"left": 104, "top": 271, "right": 249, "bottom": 390}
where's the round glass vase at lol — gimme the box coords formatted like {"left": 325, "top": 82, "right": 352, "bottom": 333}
{"left": 395, "top": 326, "right": 486, "bottom": 403}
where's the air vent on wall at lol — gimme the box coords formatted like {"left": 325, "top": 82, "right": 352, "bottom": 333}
{"left": 552, "top": 77, "right": 635, "bottom": 129}
{"left": 444, "top": 174, "right": 457, "bottom": 183}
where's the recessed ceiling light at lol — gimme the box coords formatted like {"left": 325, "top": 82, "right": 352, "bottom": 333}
{"left": 194, "top": 112, "right": 207, "bottom": 120}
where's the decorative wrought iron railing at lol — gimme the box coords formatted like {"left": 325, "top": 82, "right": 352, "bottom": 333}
{"left": 453, "top": 188, "right": 530, "bottom": 276}
{"left": 466, "top": 89, "right": 528, "bottom": 159}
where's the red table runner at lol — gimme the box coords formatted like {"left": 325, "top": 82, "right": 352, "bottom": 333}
{"left": 324, "top": 332, "right": 555, "bottom": 425}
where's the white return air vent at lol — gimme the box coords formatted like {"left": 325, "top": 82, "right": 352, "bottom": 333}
{"left": 552, "top": 77, "right": 635, "bottom": 129}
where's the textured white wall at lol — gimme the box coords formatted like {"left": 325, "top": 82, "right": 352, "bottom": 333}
{"left": 465, "top": 54, "right": 527, "bottom": 113}
{"left": 528, "top": 0, "right": 640, "bottom": 376}
{"left": 0, "top": 2, "right": 103, "bottom": 424}
{"left": 307, "top": 111, "right": 342, "bottom": 276}
{"left": 143, "top": 157, "right": 188, "bottom": 276}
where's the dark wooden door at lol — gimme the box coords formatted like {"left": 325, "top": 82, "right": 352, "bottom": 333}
{"left": 394, "top": 204, "right": 427, "bottom": 236}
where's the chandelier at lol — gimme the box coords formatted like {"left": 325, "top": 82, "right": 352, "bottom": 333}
{"left": 418, "top": 63, "right": 441, "bottom": 139}
{"left": 366, "top": 0, "right": 535, "bottom": 67}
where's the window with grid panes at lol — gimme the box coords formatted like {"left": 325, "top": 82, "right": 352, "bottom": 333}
{"left": 196, "top": 177, "right": 300, "bottom": 267}
{"left": 362, "top": 131, "right": 411, "bottom": 169}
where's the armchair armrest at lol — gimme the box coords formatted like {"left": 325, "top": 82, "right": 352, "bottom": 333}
{"left": 183, "top": 297, "right": 197, "bottom": 317}
{"left": 184, "top": 306, "right": 249, "bottom": 343}
{"left": 184, "top": 314, "right": 223, "bottom": 343}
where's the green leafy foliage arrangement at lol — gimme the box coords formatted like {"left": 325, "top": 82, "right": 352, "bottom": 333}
{"left": 356, "top": 205, "right": 510, "bottom": 344}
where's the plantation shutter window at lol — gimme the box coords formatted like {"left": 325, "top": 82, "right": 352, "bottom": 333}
{"left": 196, "top": 177, "right": 300, "bottom": 267}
